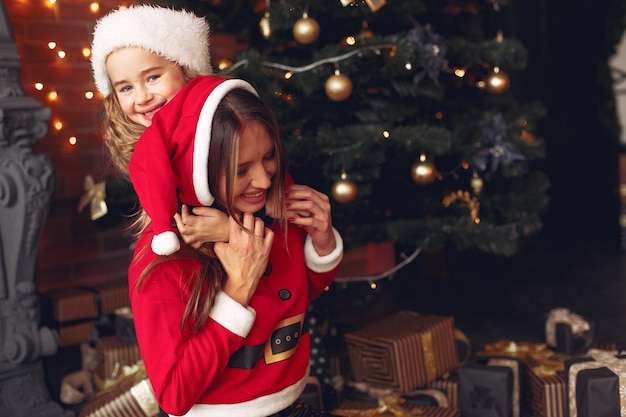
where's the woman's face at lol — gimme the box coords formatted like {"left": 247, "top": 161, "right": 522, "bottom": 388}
{"left": 218, "top": 121, "right": 278, "bottom": 215}
{"left": 105, "top": 47, "right": 187, "bottom": 127}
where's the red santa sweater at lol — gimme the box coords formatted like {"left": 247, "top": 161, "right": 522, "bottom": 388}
{"left": 128, "top": 221, "right": 342, "bottom": 417}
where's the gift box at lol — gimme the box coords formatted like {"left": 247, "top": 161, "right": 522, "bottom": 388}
{"left": 41, "top": 288, "right": 99, "bottom": 347}
{"left": 458, "top": 357, "right": 522, "bottom": 417}
{"left": 83, "top": 281, "right": 130, "bottom": 315}
{"left": 344, "top": 310, "right": 459, "bottom": 393}
{"left": 95, "top": 336, "right": 142, "bottom": 381}
{"left": 334, "top": 398, "right": 460, "bottom": 417}
{"left": 564, "top": 349, "right": 626, "bottom": 417}
{"left": 524, "top": 357, "right": 566, "bottom": 417}
{"left": 79, "top": 361, "right": 160, "bottom": 417}
{"left": 427, "top": 373, "right": 459, "bottom": 408}
{"left": 347, "top": 381, "right": 451, "bottom": 408}
{"left": 545, "top": 308, "right": 594, "bottom": 355}
{"left": 115, "top": 307, "right": 137, "bottom": 345}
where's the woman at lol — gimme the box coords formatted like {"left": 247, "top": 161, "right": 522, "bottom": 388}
{"left": 127, "top": 75, "right": 343, "bottom": 417}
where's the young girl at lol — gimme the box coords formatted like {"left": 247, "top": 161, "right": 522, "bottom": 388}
{"left": 91, "top": 5, "right": 227, "bottom": 245}
{"left": 127, "top": 75, "right": 343, "bottom": 417}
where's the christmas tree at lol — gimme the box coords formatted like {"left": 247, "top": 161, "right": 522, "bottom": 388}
{"left": 150, "top": 0, "right": 549, "bottom": 258}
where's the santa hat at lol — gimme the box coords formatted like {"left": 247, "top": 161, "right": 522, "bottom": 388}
{"left": 128, "top": 76, "right": 259, "bottom": 256}
{"left": 91, "top": 5, "right": 212, "bottom": 97}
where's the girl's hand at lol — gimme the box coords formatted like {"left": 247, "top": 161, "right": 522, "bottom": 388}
{"left": 174, "top": 204, "right": 229, "bottom": 248}
{"left": 214, "top": 213, "right": 274, "bottom": 306}
{"left": 285, "top": 184, "right": 336, "bottom": 256}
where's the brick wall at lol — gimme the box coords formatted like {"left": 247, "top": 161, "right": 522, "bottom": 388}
{"left": 6, "top": 0, "right": 247, "bottom": 292}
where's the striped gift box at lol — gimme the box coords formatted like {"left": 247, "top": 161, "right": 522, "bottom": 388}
{"left": 525, "top": 367, "right": 565, "bottom": 417}
{"left": 344, "top": 310, "right": 459, "bottom": 393}
{"left": 335, "top": 399, "right": 460, "bottom": 417}
{"left": 96, "top": 336, "right": 142, "bottom": 381}
{"left": 427, "top": 373, "right": 458, "bottom": 408}
{"left": 79, "top": 362, "right": 159, "bottom": 417}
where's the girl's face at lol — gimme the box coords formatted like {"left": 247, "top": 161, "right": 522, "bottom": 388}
{"left": 105, "top": 47, "right": 187, "bottom": 127}
{"left": 218, "top": 122, "right": 278, "bottom": 215}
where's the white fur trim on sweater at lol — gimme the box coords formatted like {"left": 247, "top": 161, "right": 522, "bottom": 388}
{"left": 192, "top": 79, "right": 259, "bottom": 206}
{"left": 303, "top": 228, "right": 344, "bottom": 273}
{"left": 209, "top": 291, "right": 256, "bottom": 338}
{"left": 91, "top": 5, "right": 212, "bottom": 96}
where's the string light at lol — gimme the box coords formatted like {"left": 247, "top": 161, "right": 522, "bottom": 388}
{"left": 47, "top": 42, "right": 56, "bottom": 49}
{"left": 89, "top": 2, "right": 100, "bottom": 13}
{"left": 82, "top": 48, "right": 91, "bottom": 58}
{"left": 68, "top": 136, "right": 77, "bottom": 145}
{"left": 57, "top": 50, "right": 66, "bottom": 59}
{"left": 48, "top": 91, "right": 58, "bottom": 101}
{"left": 84, "top": 91, "right": 94, "bottom": 100}
{"left": 34, "top": 83, "right": 43, "bottom": 91}
{"left": 53, "top": 121, "right": 63, "bottom": 131}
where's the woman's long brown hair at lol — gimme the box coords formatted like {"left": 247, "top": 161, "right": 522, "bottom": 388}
{"left": 134, "top": 87, "right": 288, "bottom": 335}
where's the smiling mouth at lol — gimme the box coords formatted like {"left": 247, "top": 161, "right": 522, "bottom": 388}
{"left": 243, "top": 191, "right": 265, "bottom": 199}
{"left": 142, "top": 105, "right": 164, "bottom": 117}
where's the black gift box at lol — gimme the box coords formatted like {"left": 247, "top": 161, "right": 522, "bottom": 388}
{"left": 564, "top": 352, "right": 626, "bottom": 417}
{"left": 553, "top": 322, "right": 594, "bottom": 355}
{"left": 459, "top": 357, "right": 522, "bottom": 417}
{"left": 545, "top": 308, "right": 594, "bottom": 355}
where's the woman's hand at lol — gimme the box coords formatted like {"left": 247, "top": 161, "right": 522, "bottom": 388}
{"left": 174, "top": 204, "right": 229, "bottom": 248}
{"left": 214, "top": 213, "right": 274, "bottom": 307}
{"left": 285, "top": 184, "right": 336, "bottom": 256}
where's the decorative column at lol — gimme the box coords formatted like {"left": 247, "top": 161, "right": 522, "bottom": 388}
{"left": 0, "top": 1, "right": 73, "bottom": 416}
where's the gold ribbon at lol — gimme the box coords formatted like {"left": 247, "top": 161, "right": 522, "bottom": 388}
{"left": 567, "top": 349, "right": 626, "bottom": 417}
{"left": 478, "top": 340, "right": 566, "bottom": 377}
{"left": 333, "top": 395, "right": 425, "bottom": 416}
{"left": 77, "top": 175, "right": 108, "bottom": 220}
{"left": 545, "top": 308, "right": 590, "bottom": 348}
{"left": 420, "top": 331, "right": 437, "bottom": 383}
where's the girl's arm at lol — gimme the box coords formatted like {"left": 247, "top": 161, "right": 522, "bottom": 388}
{"left": 174, "top": 204, "right": 229, "bottom": 248}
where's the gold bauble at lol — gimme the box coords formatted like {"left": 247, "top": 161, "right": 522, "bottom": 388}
{"left": 259, "top": 12, "right": 272, "bottom": 40}
{"left": 325, "top": 72, "right": 353, "bottom": 101}
{"left": 292, "top": 13, "right": 320, "bottom": 44}
{"left": 331, "top": 178, "right": 358, "bottom": 204}
{"left": 485, "top": 67, "right": 510, "bottom": 94}
{"left": 411, "top": 154, "right": 437, "bottom": 185}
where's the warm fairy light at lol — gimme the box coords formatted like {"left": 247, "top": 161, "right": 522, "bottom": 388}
{"left": 345, "top": 36, "right": 356, "bottom": 45}
{"left": 85, "top": 91, "right": 94, "bottom": 99}
{"left": 90, "top": 2, "right": 100, "bottom": 12}
{"left": 370, "top": 282, "right": 377, "bottom": 290}
{"left": 48, "top": 0, "right": 56, "bottom": 5}
{"left": 454, "top": 68, "right": 466, "bottom": 77}
{"left": 48, "top": 91, "right": 58, "bottom": 101}
{"left": 34, "top": 83, "right": 44, "bottom": 90}
{"left": 461, "top": 162, "right": 469, "bottom": 169}
{"left": 382, "top": 130, "right": 390, "bottom": 138}
{"left": 435, "top": 111, "right": 443, "bottom": 119}
{"left": 82, "top": 48, "right": 91, "bottom": 58}
{"left": 54, "top": 121, "right": 63, "bottom": 130}
{"left": 284, "top": 71, "right": 293, "bottom": 80}
{"left": 405, "top": 62, "right": 412, "bottom": 70}
{"left": 68, "top": 136, "right": 77, "bottom": 145}
{"left": 476, "top": 80, "right": 486, "bottom": 89}
{"left": 48, "top": 42, "right": 56, "bottom": 49}
{"left": 57, "top": 50, "right": 66, "bottom": 59}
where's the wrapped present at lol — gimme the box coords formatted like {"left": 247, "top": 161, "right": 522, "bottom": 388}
{"left": 458, "top": 357, "right": 522, "bottom": 417}
{"left": 79, "top": 361, "right": 160, "bottom": 417}
{"left": 334, "top": 396, "right": 460, "bottom": 417}
{"left": 476, "top": 340, "right": 565, "bottom": 417}
{"left": 427, "top": 373, "right": 458, "bottom": 408}
{"left": 83, "top": 281, "right": 130, "bottom": 315}
{"left": 115, "top": 307, "right": 137, "bottom": 345}
{"left": 564, "top": 349, "right": 626, "bottom": 417}
{"left": 41, "top": 288, "right": 99, "bottom": 347}
{"left": 96, "top": 336, "right": 142, "bottom": 381}
{"left": 344, "top": 310, "right": 458, "bottom": 393}
{"left": 545, "top": 308, "right": 594, "bottom": 355}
